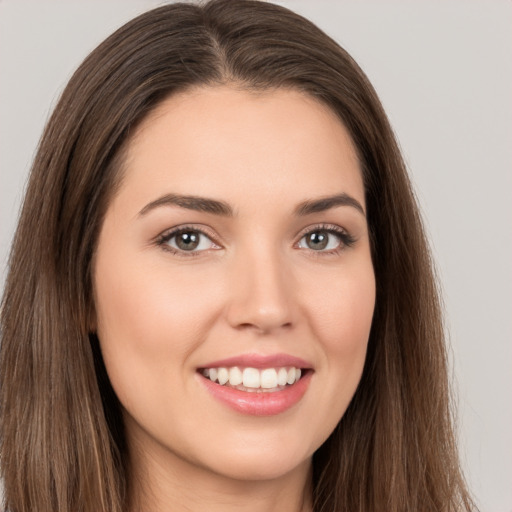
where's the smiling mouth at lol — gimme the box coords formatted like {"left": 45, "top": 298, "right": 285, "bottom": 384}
{"left": 198, "top": 366, "right": 306, "bottom": 393}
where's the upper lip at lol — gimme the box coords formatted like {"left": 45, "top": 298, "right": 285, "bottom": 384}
{"left": 198, "top": 353, "right": 313, "bottom": 370}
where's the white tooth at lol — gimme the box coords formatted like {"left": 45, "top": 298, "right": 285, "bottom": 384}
{"left": 261, "top": 368, "right": 278, "bottom": 389}
{"left": 277, "top": 367, "right": 288, "bottom": 386}
{"left": 217, "top": 367, "right": 229, "bottom": 385}
{"left": 202, "top": 369, "right": 210, "bottom": 378}
{"left": 229, "top": 367, "right": 243, "bottom": 386}
{"left": 295, "top": 368, "right": 302, "bottom": 382}
{"left": 209, "top": 368, "right": 218, "bottom": 382}
{"left": 243, "top": 367, "right": 260, "bottom": 388}
{"left": 286, "top": 367, "right": 296, "bottom": 385}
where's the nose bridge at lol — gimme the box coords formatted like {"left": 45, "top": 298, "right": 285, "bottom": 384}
{"left": 226, "top": 238, "right": 294, "bottom": 333}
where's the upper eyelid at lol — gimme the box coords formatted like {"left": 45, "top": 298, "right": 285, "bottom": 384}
{"left": 158, "top": 222, "right": 347, "bottom": 235}
{"left": 158, "top": 224, "right": 220, "bottom": 243}
{"left": 295, "top": 223, "right": 349, "bottom": 239}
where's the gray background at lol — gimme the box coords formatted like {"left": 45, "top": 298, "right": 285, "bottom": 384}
{"left": 1, "top": 1, "right": 511, "bottom": 510}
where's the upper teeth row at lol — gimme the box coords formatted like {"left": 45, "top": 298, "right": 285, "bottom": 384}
{"left": 202, "top": 367, "right": 302, "bottom": 389}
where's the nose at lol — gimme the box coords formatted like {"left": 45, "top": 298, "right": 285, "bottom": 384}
{"left": 225, "top": 245, "right": 296, "bottom": 335}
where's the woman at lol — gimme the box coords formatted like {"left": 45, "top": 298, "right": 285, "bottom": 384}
{"left": 0, "top": 1, "right": 475, "bottom": 511}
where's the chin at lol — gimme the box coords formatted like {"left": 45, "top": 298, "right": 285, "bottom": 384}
{"left": 188, "top": 427, "right": 319, "bottom": 483}
{"left": 207, "top": 450, "right": 312, "bottom": 483}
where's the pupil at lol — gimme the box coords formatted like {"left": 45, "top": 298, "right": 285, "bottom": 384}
{"left": 176, "top": 232, "right": 199, "bottom": 250}
{"left": 308, "top": 231, "right": 328, "bottom": 250}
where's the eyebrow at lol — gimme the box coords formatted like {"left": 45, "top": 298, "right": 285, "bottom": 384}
{"left": 138, "top": 192, "right": 365, "bottom": 218}
{"left": 138, "top": 193, "right": 234, "bottom": 217}
{"left": 294, "top": 193, "right": 366, "bottom": 217}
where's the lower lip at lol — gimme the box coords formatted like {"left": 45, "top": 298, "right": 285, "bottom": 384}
{"left": 198, "top": 371, "right": 312, "bottom": 416}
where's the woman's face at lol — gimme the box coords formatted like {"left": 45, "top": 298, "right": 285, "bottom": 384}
{"left": 93, "top": 86, "right": 375, "bottom": 484}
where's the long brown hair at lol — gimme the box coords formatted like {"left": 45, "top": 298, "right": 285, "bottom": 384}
{"left": 0, "top": 1, "right": 475, "bottom": 510}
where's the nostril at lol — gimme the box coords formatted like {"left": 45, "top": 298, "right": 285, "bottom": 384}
{"left": 234, "top": 320, "right": 293, "bottom": 334}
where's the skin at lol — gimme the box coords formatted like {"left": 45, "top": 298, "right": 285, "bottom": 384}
{"left": 93, "top": 86, "right": 376, "bottom": 512}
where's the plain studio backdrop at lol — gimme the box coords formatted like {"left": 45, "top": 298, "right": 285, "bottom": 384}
{"left": 0, "top": 1, "right": 511, "bottom": 510}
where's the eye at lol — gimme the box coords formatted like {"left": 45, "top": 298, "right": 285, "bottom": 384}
{"left": 297, "top": 226, "right": 355, "bottom": 252}
{"left": 158, "top": 228, "right": 219, "bottom": 254}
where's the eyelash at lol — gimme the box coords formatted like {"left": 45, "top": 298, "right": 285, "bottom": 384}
{"left": 296, "top": 223, "right": 356, "bottom": 255}
{"left": 156, "top": 223, "right": 356, "bottom": 257}
{"left": 156, "top": 225, "right": 219, "bottom": 257}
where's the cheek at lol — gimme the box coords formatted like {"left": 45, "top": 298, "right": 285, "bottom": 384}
{"left": 305, "top": 261, "right": 375, "bottom": 370}
{"left": 92, "top": 252, "right": 225, "bottom": 412}
{"left": 95, "top": 256, "right": 221, "bottom": 353}
{"left": 311, "top": 265, "right": 375, "bottom": 334}
{"left": 290, "top": 260, "right": 375, "bottom": 452}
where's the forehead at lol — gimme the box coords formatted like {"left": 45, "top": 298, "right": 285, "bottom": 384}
{"left": 118, "top": 85, "right": 364, "bottom": 211}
